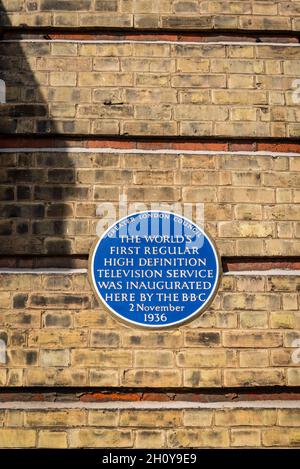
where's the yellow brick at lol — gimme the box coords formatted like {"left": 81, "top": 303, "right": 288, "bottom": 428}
{"left": 5, "top": 410, "right": 24, "bottom": 427}
{"left": 239, "top": 311, "right": 269, "bottom": 329}
{"left": 134, "top": 350, "right": 174, "bottom": 367}
{"left": 93, "top": 57, "right": 120, "bottom": 71}
{"left": 239, "top": 350, "right": 269, "bottom": 367}
{"left": 0, "top": 274, "right": 42, "bottom": 291}
{"left": 80, "top": 14, "right": 133, "bottom": 28}
{"left": 191, "top": 170, "right": 231, "bottom": 185}
{"left": 25, "top": 410, "right": 87, "bottom": 427}
{"left": 0, "top": 429, "right": 36, "bottom": 448}
{"left": 211, "top": 59, "right": 264, "bottom": 74}
{"left": 133, "top": 43, "right": 170, "bottom": 57}
{"left": 270, "top": 312, "right": 295, "bottom": 329}
{"left": 219, "top": 221, "right": 273, "bottom": 238}
{"left": 123, "top": 121, "right": 177, "bottom": 136}
{"left": 240, "top": 16, "right": 290, "bottom": 30}
{"left": 205, "top": 203, "right": 233, "bottom": 221}
{"left": 37, "top": 57, "right": 91, "bottom": 71}
{"left": 88, "top": 410, "right": 119, "bottom": 427}
{"left": 50, "top": 104, "right": 76, "bottom": 118}
{"left": 277, "top": 222, "right": 294, "bottom": 238}
{"left": 120, "top": 410, "right": 181, "bottom": 427}
{"left": 288, "top": 369, "right": 300, "bottom": 385}
{"left": 122, "top": 370, "right": 182, "bottom": 387}
{"left": 223, "top": 293, "right": 280, "bottom": 311}
{"left": 168, "top": 429, "right": 229, "bottom": 448}
{"left": 253, "top": 3, "right": 278, "bottom": 15}
{"left": 271, "top": 350, "right": 291, "bottom": 366}
{"left": 231, "top": 429, "right": 261, "bottom": 447}
{"left": 0, "top": 411, "right": 4, "bottom": 426}
{"left": 78, "top": 72, "right": 133, "bottom": 86}
{"left": 73, "top": 309, "right": 116, "bottom": 328}
{"left": 278, "top": 409, "right": 300, "bottom": 427}
{"left": 181, "top": 154, "right": 215, "bottom": 169}
{"left": 179, "top": 90, "right": 211, "bottom": 104}
{"left": 177, "top": 350, "right": 236, "bottom": 367}
{"left": 235, "top": 276, "right": 265, "bottom": 292}
{"left": 26, "top": 368, "right": 87, "bottom": 386}
{"left": 216, "top": 122, "right": 270, "bottom": 137}
{"left": 124, "top": 153, "right": 177, "bottom": 169}
{"left": 53, "top": 13, "right": 79, "bottom": 27}
{"left": 224, "top": 369, "right": 285, "bottom": 387}
{"left": 177, "top": 58, "right": 210, "bottom": 72}
{"left": 6, "top": 369, "right": 22, "bottom": 386}
{"left": 183, "top": 410, "right": 213, "bottom": 427}
{"left": 217, "top": 311, "right": 238, "bottom": 328}
{"left": 183, "top": 187, "right": 217, "bottom": 203}
{"left": 38, "top": 431, "right": 68, "bottom": 448}
{"left": 231, "top": 108, "right": 257, "bottom": 121}
{"left": 71, "top": 349, "right": 132, "bottom": 367}
{"left": 223, "top": 331, "right": 282, "bottom": 347}
{"left": 28, "top": 330, "right": 88, "bottom": 348}
{"left": 215, "top": 409, "right": 277, "bottom": 426}
{"left": 134, "top": 169, "right": 174, "bottom": 185}
{"left": 284, "top": 331, "right": 300, "bottom": 347}
{"left": 175, "top": 105, "right": 228, "bottom": 121}
{"left": 228, "top": 46, "right": 254, "bottom": 58}
{"left": 70, "top": 429, "right": 133, "bottom": 448}
{"left": 180, "top": 121, "right": 213, "bottom": 136}
{"left": 90, "top": 369, "right": 119, "bottom": 386}
{"left": 51, "top": 43, "right": 78, "bottom": 56}
{"left": 205, "top": 2, "right": 250, "bottom": 14}
{"left": 228, "top": 74, "right": 254, "bottom": 89}
{"left": 276, "top": 189, "right": 293, "bottom": 203}
{"left": 219, "top": 187, "right": 275, "bottom": 203}
{"left": 50, "top": 72, "right": 76, "bottom": 86}
{"left": 40, "top": 349, "right": 70, "bottom": 367}
{"left": 127, "top": 186, "right": 180, "bottom": 201}
{"left": 184, "top": 369, "right": 222, "bottom": 387}
{"left": 135, "top": 430, "right": 165, "bottom": 448}
{"left": 0, "top": 292, "right": 11, "bottom": 308}
{"left": 267, "top": 276, "right": 299, "bottom": 292}
{"left": 262, "top": 428, "right": 300, "bottom": 447}
{"left": 265, "top": 240, "right": 300, "bottom": 256}
{"left": 213, "top": 90, "right": 267, "bottom": 105}
{"left": 282, "top": 293, "right": 298, "bottom": 310}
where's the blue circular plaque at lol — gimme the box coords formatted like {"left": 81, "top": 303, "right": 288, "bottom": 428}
{"left": 90, "top": 211, "right": 221, "bottom": 328}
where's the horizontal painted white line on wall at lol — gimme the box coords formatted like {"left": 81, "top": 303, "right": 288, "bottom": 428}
{"left": 0, "top": 400, "right": 299, "bottom": 410}
{"left": 224, "top": 269, "right": 300, "bottom": 277}
{"left": 0, "top": 268, "right": 299, "bottom": 277}
{"left": 1, "top": 148, "right": 300, "bottom": 157}
{"left": 2, "top": 39, "right": 300, "bottom": 47}
{"left": 0, "top": 268, "right": 88, "bottom": 275}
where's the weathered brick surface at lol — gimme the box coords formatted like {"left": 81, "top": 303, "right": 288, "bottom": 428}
{"left": 0, "top": 0, "right": 299, "bottom": 451}
{"left": 0, "top": 406, "right": 299, "bottom": 448}
{"left": 1, "top": 1, "right": 300, "bottom": 31}
{"left": 1, "top": 149, "right": 300, "bottom": 256}
{"left": 0, "top": 271, "right": 299, "bottom": 388}
{"left": 0, "top": 42, "right": 300, "bottom": 137}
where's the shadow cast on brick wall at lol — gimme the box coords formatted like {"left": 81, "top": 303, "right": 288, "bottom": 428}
{"left": 0, "top": 1, "right": 75, "bottom": 257}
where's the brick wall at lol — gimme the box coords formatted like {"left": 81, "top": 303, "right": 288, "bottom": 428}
{"left": 1, "top": 1, "right": 300, "bottom": 31}
{"left": 1, "top": 0, "right": 300, "bottom": 451}
{"left": 0, "top": 271, "right": 299, "bottom": 388}
{"left": 1, "top": 149, "right": 300, "bottom": 257}
{"left": 1, "top": 42, "right": 300, "bottom": 137}
{"left": 0, "top": 403, "right": 299, "bottom": 448}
